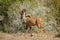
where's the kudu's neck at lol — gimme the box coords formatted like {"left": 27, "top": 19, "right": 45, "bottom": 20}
{"left": 23, "top": 12, "right": 26, "bottom": 19}
{"left": 22, "top": 12, "right": 27, "bottom": 23}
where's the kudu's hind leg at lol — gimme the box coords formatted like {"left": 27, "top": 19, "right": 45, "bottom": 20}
{"left": 37, "top": 20, "right": 44, "bottom": 32}
{"left": 37, "top": 24, "right": 44, "bottom": 32}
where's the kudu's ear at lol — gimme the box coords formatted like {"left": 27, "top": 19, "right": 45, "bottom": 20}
{"left": 19, "top": 9, "right": 26, "bottom": 15}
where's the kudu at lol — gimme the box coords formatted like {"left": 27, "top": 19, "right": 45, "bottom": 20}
{"left": 20, "top": 9, "right": 44, "bottom": 36}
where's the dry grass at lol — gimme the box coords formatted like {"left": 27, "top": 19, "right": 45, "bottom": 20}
{"left": 0, "top": 32, "right": 60, "bottom": 40}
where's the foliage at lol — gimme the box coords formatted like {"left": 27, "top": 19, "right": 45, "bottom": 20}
{"left": 0, "top": 0, "right": 60, "bottom": 34}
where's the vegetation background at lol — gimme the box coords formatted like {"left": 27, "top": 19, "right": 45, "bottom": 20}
{"left": 0, "top": 0, "right": 60, "bottom": 34}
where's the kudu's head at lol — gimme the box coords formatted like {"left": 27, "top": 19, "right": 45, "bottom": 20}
{"left": 20, "top": 9, "right": 27, "bottom": 19}
{"left": 20, "top": 9, "right": 27, "bottom": 24}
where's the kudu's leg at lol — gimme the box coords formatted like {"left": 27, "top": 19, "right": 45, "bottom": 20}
{"left": 25, "top": 26, "right": 33, "bottom": 36}
{"left": 37, "top": 19, "right": 44, "bottom": 32}
{"left": 25, "top": 25, "right": 29, "bottom": 33}
{"left": 29, "top": 26, "right": 33, "bottom": 37}
{"left": 37, "top": 24, "right": 44, "bottom": 32}
{"left": 28, "top": 27, "right": 32, "bottom": 33}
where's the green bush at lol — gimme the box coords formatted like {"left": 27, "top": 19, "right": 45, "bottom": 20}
{"left": 0, "top": 0, "right": 60, "bottom": 34}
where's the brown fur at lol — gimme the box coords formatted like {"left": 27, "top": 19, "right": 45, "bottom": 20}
{"left": 20, "top": 9, "right": 44, "bottom": 34}
{"left": 26, "top": 17, "right": 44, "bottom": 32}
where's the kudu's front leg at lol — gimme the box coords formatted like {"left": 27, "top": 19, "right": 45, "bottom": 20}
{"left": 29, "top": 26, "right": 33, "bottom": 37}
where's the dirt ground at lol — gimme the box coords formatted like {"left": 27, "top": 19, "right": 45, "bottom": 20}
{"left": 0, "top": 32, "right": 60, "bottom": 40}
